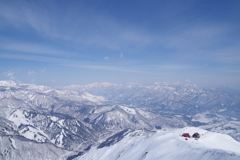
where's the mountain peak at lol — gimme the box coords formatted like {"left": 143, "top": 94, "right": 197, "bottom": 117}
{"left": 0, "top": 80, "right": 17, "bottom": 86}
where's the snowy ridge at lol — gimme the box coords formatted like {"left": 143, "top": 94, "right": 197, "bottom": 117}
{"left": 5, "top": 109, "right": 96, "bottom": 150}
{"left": 76, "top": 127, "right": 240, "bottom": 160}
{"left": 0, "top": 80, "right": 17, "bottom": 86}
{"left": 0, "top": 81, "right": 106, "bottom": 112}
{"left": 119, "top": 105, "right": 136, "bottom": 115}
{"left": 81, "top": 92, "right": 106, "bottom": 104}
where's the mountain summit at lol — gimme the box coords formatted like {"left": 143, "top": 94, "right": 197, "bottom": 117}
{"left": 76, "top": 127, "right": 240, "bottom": 160}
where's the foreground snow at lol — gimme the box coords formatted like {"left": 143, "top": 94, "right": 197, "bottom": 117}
{"left": 77, "top": 127, "right": 240, "bottom": 160}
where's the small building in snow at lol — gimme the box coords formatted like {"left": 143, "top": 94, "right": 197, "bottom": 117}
{"left": 192, "top": 132, "right": 200, "bottom": 139}
{"left": 182, "top": 133, "right": 190, "bottom": 138}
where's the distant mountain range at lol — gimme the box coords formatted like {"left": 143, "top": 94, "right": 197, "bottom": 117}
{"left": 0, "top": 80, "right": 239, "bottom": 160}
{"left": 64, "top": 82, "right": 240, "bottom": 118}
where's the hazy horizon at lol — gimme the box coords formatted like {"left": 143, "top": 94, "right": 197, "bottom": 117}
{"left": 1, "top": 79, "right": 240, "bottom": 92}
{"left": 1, "top": 0, "right": 240, "bottom": 89}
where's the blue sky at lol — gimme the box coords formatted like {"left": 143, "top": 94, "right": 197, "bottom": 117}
{"left": 0, "top": 0, "right": 240, "bottom": 88}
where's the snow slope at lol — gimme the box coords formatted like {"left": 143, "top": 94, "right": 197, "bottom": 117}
{"left": 77, "top": 127, "right": 240, "bottom": 160}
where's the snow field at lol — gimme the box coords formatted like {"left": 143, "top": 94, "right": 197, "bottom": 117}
{"left": 77, "top": 127, "right": 240, "bottom": 160}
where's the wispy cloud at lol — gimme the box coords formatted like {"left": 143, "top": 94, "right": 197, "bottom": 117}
{"left": 28, "top": 70, "right": 36, "bottom": 76}
{"left": 4, "top": 70, "right": 15, "bottom": 80}
{"left": 0, "top": 0, "right": 239, "bottom": 88}
{"left": 40, "top": 69, "right": 46, "bottom": 73}
{"left": 0, "top": 51, "right": 150, "bottom": 74}
{"left": 156, "top": 64, "right": 194, "bottom": 71}
{"left": 0, "top": 52, "right": 69, "bottom": 64}
{"left": 0, "top": 39, "right": 77, "bottom": 57}
{"left": 212, "top": 46, "right": 240, "bottom": 64}
{"left": 159, "top": 23, "right": 233, "bottom": 51}
{"left": 0, "top": 1, "right": 155, "bottom": 51}
{"left": 103, "top": 56, "right": 110, "bottom": 61}
{"left": 0, "top": 1, "right": 56, "bottom": 37}
{"left": 120, "top": 53, "right": 123, "bottom": 59}
{"left": 69, "top": 64, "right": 152, "bottom": 74}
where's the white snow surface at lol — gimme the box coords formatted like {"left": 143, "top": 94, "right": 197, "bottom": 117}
{"left": 192, "top": 114, "right": 211, "bottom": 123}
{"left": 77, "top": 127, "right": 240, "bottom": 160}
{"left": 9, "top": 138, "right": 17, "bottom": 149}
{"left": 0, "top": 80, "right": 17, "bottom": 86}
{"left": 120, "top": 105, "right": 136, "bottom": 115}
{"left": 81, "top": 92, "right": 106, "bottom": 103}
{"left": 50, "top": 116, "right": 58, "bottom": 122}
{"left": 8, "top": 110, "right": 32, "bottom": 126}
{"left": 18, "top": 126, "right": 48, "bottom": 142}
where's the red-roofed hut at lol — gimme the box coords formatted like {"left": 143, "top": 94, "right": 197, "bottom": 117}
{"left": 182, "top": 133, "right": 190, "bottom": 138}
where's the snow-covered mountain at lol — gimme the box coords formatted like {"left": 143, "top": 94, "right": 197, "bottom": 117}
{"left": 64, "top": 82, "right": 240, "bottom": 142}
{"left": 0, "top": 80, "right": 240, "bottom": 160}
{"left": 76, "top": 127, "right": 240, "bottom": 160}
{"left": 64, "top": 82, "right": 240, "bottom": 119}
{"left": 0, "top": 81, "right": 106, "bottom": 159}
